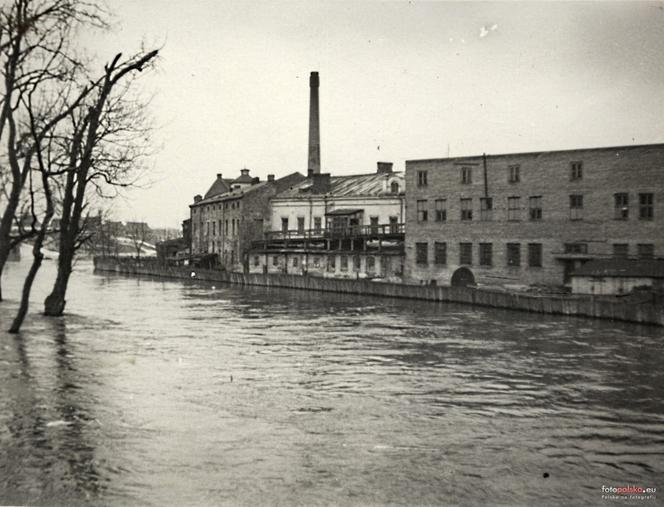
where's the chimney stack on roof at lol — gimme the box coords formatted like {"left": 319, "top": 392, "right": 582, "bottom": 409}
{"left": 307, "top": 71, "right": 321, "bottom": 176}
{"left": 194, "top": 194, "right": 202, "bottom": 203}
{"left": 267, "top": 174, "right": 275, "bottom": 182}
{"left": 377, "top": 162, "right": 393, "bottom": 174}
{"left": 216, "top": 173, "right": 222, "bottom": 179}
{"left": 311, "top": 173, "right": 331, "bottom": 194}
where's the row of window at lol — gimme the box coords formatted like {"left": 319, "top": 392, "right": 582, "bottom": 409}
{"left": 203, "top": 218, "right": 239, "bottom": 237}
{"left": 262, "top": 254, "right": 380, "bottom": 272}
{"left": 415, "top": 242, "right": 543, "bottom": 267}
{"left": 281, "top": 216, "right": 322, "bottom": 233}
{"left": 415, "top": 193, "right": 655, "bottom": 222}
{"left": 414, "top": 241, "right": 657, "bottom": 267}
{"left": 416, "top": 161, "right": 585, "bottom": 187}
{"left": 193, "top": 200, "right": 241, "bottom": 216}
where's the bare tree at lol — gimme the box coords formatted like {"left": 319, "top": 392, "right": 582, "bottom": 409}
{"left": 44, "top": 49, "right": 159, "bottom": 316}
{"left": 9, "top": 101, "right": 57, "bottom": 333}
{"left": 0, "top": 0, "right": 104, "bottom": 301}
{"left": 126, "top": 220, "right": 151, "bottom": 260}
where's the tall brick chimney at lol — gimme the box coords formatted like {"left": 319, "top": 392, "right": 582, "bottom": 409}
{"left": 308, "top": 71, "right": 320, "bottom": 176}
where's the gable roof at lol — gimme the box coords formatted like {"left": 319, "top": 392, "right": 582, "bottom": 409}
{"left": 204, "top": 176, "right": 233, "bottom": 199}
{"left": 192, "top": 172, "right": 305, "bottom": 207}
{"left": 573, "top": 259, "right": 664, "bottom": 279}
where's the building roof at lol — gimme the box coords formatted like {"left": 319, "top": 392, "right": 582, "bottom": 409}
{"left": 191, "top": 172, "right": 304, "bottom": 207}
{"left": 204, "top": 176, "right": 233, "bottom": 199}
{"left": 572, "top": 259, "right": 664, "bottom": 279}
{"left": 232, "top": 171, "right": 254, "bottom": 184}
{"left": 407, "top": 142, "right": 664, "bottom": 164}
{"left": 274, "top": 171, "right": 404, "bottom": 199}
{"left": 325, "top": 208, "right": 364, "bottom": 216}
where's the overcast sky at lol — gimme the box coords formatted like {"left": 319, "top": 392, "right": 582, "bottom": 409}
{"left": 85, "top": 1, "right": 664, "bottom": 228}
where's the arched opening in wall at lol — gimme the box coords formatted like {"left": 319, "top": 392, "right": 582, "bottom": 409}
{"left": 390, "top": 181, "right": 400, "bottom": 193}
{"left": 451, "top": 267, "right": 476, "bottom": 287}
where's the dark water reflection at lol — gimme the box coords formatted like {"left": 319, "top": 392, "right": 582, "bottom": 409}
{"left": 1, "top": 261, "right": 663, "bottom": 506}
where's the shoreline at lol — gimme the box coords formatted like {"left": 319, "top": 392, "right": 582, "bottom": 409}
{"left": 93, "top": 257, "right": 664, "bottom": 327}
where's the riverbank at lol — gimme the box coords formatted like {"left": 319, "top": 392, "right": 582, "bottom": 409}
{"left": 94, "top": 257, "right": 664, "bottom": 326}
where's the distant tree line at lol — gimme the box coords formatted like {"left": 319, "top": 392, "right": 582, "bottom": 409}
{"left": 0, "top": 0, "right": 159, "bottom": 332}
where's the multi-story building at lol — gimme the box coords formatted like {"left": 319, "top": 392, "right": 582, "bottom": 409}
{"left": 189, "top": 169, "right": 305, "bottom": 270}
{"left": 405, "top": 143, "right": 664, "bottom": 288}
{"left": 248, "top": 163, "right": 406, "bottom": 280}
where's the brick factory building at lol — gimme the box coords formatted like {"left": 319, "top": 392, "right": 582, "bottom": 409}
{"left": 189, "top": 169, "right": 304, "bottom": 271}
{"left": 404, "top": 143, "right": 664, "bottom": 289}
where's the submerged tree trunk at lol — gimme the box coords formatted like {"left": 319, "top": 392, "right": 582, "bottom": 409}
{"left": 9, "top": 240, "right": 45, "bottom": 333}
{"left": 43, "top": 245, "right": 75, "bottom": 316}
{"left": 9, "top": 170, "right": 54, "bottom": 333}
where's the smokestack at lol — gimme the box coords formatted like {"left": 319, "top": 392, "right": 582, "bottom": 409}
{"left": 308, "top": 71, "right": 320, "bottom": 176}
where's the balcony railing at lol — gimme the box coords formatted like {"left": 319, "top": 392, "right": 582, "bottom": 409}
{"left": 265, "top": 223, "right": 404, "bottom": 241}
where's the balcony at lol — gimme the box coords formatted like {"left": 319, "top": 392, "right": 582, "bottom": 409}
{"left": 251, "top": 224, "right": 405, "bottom": 254}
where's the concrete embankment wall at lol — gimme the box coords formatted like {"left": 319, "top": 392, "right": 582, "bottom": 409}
{"left": 94, "top": 258, "right": 664, "bottom": 326}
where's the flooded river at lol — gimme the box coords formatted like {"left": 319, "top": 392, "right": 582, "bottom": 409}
{"left": 1, "top": 260, "right": 663, "bottom": 506}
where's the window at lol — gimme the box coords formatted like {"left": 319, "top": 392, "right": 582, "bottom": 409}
{"left": 529, "top": 196, "right": 542, "bottom": 221}
{"left": 313, "top": 216, "right": 322, "bottom": 233}
{"left": 293, "top": 256, "right": 299, "bottom": 267}
{"left": 272, "top": 255, "right": 278, "bottom": 266}
{"left": 570, "top": 161, "right": 583, "bottom": 181}
{"left": 366, "top": 256, "right": 375, "bottom": 271}
{"left": 528, "top": 243, "right": 542, "bottom": 267}
{"left": 434, "top": 242, "right": 447, "bottom": 265}
{"left": 479, "top": 243, "right": 493, "bottom": 266}
{"left": 297, "top": 217, "right": 305, "bottom": 234}
{"left": 508, "top": 196, "right": 521, "bottom": 221}
{"left": 638, "top": 243, "right": 654, "bottom": 259}
{"left": 417, "top": 200, "right": 428, "bottom": 222}
{"left": 460, "top": 198, "right": 473, "bottom": 221}
{"left": 390, "top": 181, "right": 400, "bottom": 193}
{"left": 281, "top": 217, "right": 288, "bottom": 233}
{"left": 508, "top": 165, "right": 520, "bottom": 183}
{"left": 353, "top": 255, "right": 361, "bottom": 271}
{"left": 370, "top": 216, "right": 379, "bottom": 234}
{"left": 206, "top": 222, "right": 210, "bottom": 235}
{"left": 459, "top": 242, "right": 472, "bottom": 265}
{"left": 480, "top": 197, "right": 493, "bottom": 221}
{"left": 253, "top": 256, "right": 260, "bottom": 266}
{"left": 434, "top": 199, "right": 447, "bottom": 222}
{"left": 417, "top": 170, "right": 428, "bottom": 187}
{"left": 340, "top": 255, "right": 348, "bottom": 271}
{"left": 416, "top": 242, "right": 428, "bottom": 265}
{"left": 614, "top": 193, "right": 629, "bottom": 220}
{"left": 328, "top": 255, "right": 336, "bottom": 271}
{"left": 506, "top": 243, "right": 521, "bottom": 266}
{"left": 570, "top": 194, "right": 583, "bottom": 220}
{"left": 389, "top": 216, "right": 399, "bottom": 233}
{"left": 564, "top": 243, "right": 588, "bottom": 254}
{"left": 232, "top": 219, "right": 236, "bottom": 235}
{"left": 225, "top": 220, "right": 228, "bottom": 235}
{"left": 313, "top": 256, "right": 320, "bottom": 268}
{"left": 212, "top": 221, "right": 216, "bottom": 236}
{"left": 461, "top": 166, "right": 472, "bottom": 184}
{"left": 613, "top": 244, "right": 629, "bottom": 258}
{"left": 639, "top": 193, "right": 654, "bottom": 220}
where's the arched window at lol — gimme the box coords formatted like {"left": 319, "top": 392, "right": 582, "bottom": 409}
{"left": 390, "top": 181, "right": 400, "bottom": 193}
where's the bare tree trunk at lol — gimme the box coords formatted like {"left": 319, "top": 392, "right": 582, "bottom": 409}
{"left": 9, "top": 238, "right": 45, "bottom": 333}
{"left": 9, "top": 167, "right": 54, "bottom": 333}
{"left": 44, "top": 244, "right": 74, "bottom": 316}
